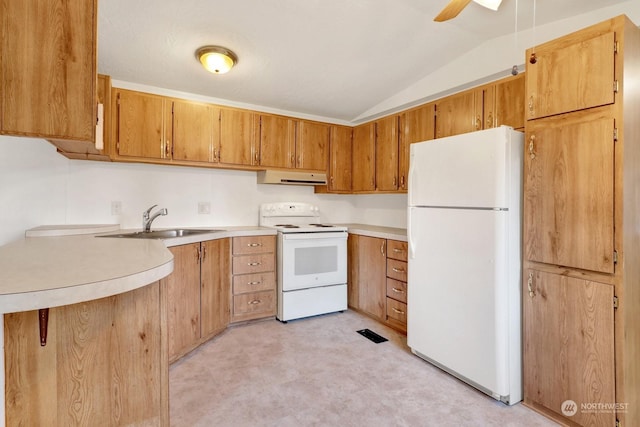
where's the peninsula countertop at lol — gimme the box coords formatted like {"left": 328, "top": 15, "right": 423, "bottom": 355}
{"left": 0, "top": 225, "right": 276, "bottom": 313}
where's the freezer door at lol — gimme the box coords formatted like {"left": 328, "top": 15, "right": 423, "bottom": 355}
{"left": 409, "top": 126, "right": 522, "bottom": 209}
{"left": 407, "top": 206, "right": 519, "bottom": 399}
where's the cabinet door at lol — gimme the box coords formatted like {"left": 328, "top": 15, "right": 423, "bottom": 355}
{"left": 523, "top": 270, "right": 615, "bottom": 426}
{"left": 495, "top": 73, "right": 525, "bottom": 130}
{"left": 356, "top": 236, "right": 386, "bottom": 320}
{"left": 347, "top": 234, "right": 360, "bottom": 309}
{"left": 1, "top": 0, "right": 96, "bottom": 142}
{"left": 328, "top": 125, "right": 353, "bottom": 192}
{"left": 172, "top": 100, "right": 218, "bottom": 163}
{"left": 114, "top": 89, "right": 166, "bottom": 159}
{"left": 259, "top": 114, "right": 296, "bottom": 168}
{"left": 166, "top": 243, "right": 202, "bottom": 361}
{"left": 435, "top": 89, "right": 483, "bottom": 138}
{"left": 296, "top": 120, "right": 330, "bottom": 171}
{"left": 352, "top": 122, "right": 376, "bottom": 191}
{"left": 399, "top": 103, "right": 435, "bottom": 190}
{"left": 524, "top": 115, "right": 615, "bottom": 273}
{"left": 375, "top": 116, "right": 399, "bottom": 191}
{"left": 219, "top": 108, "right": 259, "bottom": 166}
{"left": 201, "top": 239, "right": 230, "bottom": 337}
{"left": 526, "top": 31, "right": 615, "bottom": 120}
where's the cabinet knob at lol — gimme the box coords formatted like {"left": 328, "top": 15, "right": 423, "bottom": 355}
{"left": 391, "top": 307, "right": 405, "bottom": 315}
{"left": 527, "top": 272, "right": 535, "bottom": 298}
{"left": 392, "top": 267, "right": 406, "bottom": 273}
{"left": 247, "top": 243, "right": 263, "bottom": 247}
{"left": 391, "top": 287, "right": 405, "bottom": 294}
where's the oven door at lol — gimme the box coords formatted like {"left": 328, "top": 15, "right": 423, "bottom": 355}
{"left": 279, "top": 231, "right": 347, "bottom": 291}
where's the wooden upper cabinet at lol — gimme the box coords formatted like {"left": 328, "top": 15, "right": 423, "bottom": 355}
{"left": 526, "top": 31, "right": 616, "bottom": 120}
{"left": 435, "top": 89, "right": 482, "bottom": 138}
{"left": 375, "top": 116, "right": 399, "bottom": 191}
{"left": 0, "top": 0, "right": 97, "bottom": 142}
{"left": 328, "top": 125, "right": 353, "bottom": 192}
{"left": 259, "top": 114, "right": 296, "bottom": 168}
{"left": 114, "top": 89, "right": 166, "bottom": 159}
{"left": 296, "top": 121, "right": 330, "bottom": 171}
{"left": 523, "top": 270, "right": 615, "bottom": 427}
{"left": 494, "top": 73, "right": 525, "bottom": 130}
{"left": 352, "top": 122, "right": 376, "bottom": 192}
{"left": 399, "top": 103, "right": 435, "bottom": 191}
{"left": 219, "top": 108, "right": 259, "bottom": 166}
{"left": 524, "top": 113, "right": 615, "bottom": 274}
{"left": 172, "top": 100, "right": 218, "bottom": 163}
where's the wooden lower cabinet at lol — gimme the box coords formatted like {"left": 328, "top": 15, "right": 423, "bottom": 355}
{"left": 4, "top": 282, "right": 167, "bottom": 426}
{"left": 348, "top": 234, "right": 408, "bottom": 333}
{"left": 523, "top": 269, "right": 615, "bottom": 426}
{"left": 165, "top": 239, "right": 231, "bottom": 362}
{"left": 230, "top": 235, "right": 276, "bottom": 323}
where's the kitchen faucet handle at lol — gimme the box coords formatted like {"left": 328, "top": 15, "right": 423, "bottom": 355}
{"left": 144, "top": 204, "right": 158, "bottom": 217}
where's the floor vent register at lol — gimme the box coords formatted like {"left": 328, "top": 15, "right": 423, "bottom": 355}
{"left": 356, "top": 329, "right": 388, "bottom": 344}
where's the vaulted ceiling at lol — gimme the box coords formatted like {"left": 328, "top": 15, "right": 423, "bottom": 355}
{"left": 98, "top": 0, "right": 631, "bottom": 123}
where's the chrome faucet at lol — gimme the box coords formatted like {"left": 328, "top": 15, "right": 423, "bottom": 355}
{"left": 142, "top": 204, "right": 168, "bottom": 232}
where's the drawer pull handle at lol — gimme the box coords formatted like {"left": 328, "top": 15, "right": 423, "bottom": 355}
{"left": 248, "top": 281, "right": 261, "bottom": 285}
{"left": 392, "top": 307, "right": 405, "bottom": 315}
{"left": 248, "top": 262, "right": 261, "bottom": 266}
{"left": 248, "top": 299, "right": 262, "bottom": 305}
{"left": 391, "top": 287, "right": 405, "bottom": 294}
{"left": 392, "top": 267, "right": 406, "bottom": 273}
{"left": 392, "top": 248, "right": 404, "bottom": 253}
{"left": 247, "top": 243, "right": 263, "bottom": 247}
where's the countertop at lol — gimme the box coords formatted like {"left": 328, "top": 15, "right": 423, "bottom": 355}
{"left": 0, "top": 225, "right": 276, "bottom": 313}
{"left": 341, "top": 223, "right": 407, "bottom": 242}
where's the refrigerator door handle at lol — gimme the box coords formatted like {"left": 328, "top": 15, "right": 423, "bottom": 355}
{"left": 408, "top": 208, "right": 416, "bottom": 260}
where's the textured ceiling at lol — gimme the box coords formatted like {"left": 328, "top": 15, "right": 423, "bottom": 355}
{"left": 98, "top": 0, "right": 627, "bottom": 123}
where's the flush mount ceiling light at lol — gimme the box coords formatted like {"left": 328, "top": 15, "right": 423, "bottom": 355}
{"left": 196, "top": 46, "right": 238, "bottom": 74}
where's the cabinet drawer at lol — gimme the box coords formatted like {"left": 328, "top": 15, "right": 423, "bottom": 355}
{"left": 387, "top": 240, "right": 408, "bottom": 262}
{"left": 386, "top": 278, "right": 407, "bottom": 304}
{"left": 386, "top": 298, "right": 407, "bottom": 327}
{"left": 233, "top": 272, "right": 276, "bottom": 294}
{"left": 232, "top": 235, "right": 275, "bottom": 255}
{"left": 386, "top": 259, "right": 407, "bottom": 282}
{"left": 232, "top": 290, "right": 276, "bottom": 320}
{"left": 232, "top": 253, "right": 275, "bottom": 275}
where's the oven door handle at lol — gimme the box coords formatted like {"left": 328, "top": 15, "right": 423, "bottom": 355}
{"left": 281, "top": 231, "right": 347, "bottom": 240}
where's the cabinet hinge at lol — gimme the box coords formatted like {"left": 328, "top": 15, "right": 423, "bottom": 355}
{"left": 613, "top": 296, "right": 619, "bottom": 310}
{"left": 613, "top": 250, "right": 618, "bottom": 264}
{"left": 613, "top": 80, "right": 619, "bottom": 93}
{"left": 613, "top": 128, "right": 619, "bottom": 141}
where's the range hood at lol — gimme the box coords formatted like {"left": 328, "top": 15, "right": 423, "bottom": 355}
{"left": 257, "top": 170, "right": 327, "bottom": 186}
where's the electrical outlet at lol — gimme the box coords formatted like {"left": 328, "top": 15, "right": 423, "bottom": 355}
{"left": 198, "top": 202, "right": 211, "bottom": 215}
{"left": 111, "top": 201, "right": 122, "bottom": 215}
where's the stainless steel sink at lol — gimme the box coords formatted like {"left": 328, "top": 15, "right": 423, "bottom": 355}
{"left": 98, "top": 229, "right": 223, "bottom": 239}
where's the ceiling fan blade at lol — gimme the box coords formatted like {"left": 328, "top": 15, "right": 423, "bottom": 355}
{"left": 434, "top": 0, "right": 473, "bottom": 22}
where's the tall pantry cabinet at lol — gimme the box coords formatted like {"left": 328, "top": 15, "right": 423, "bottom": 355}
{"left": 522, "top": 15, "right": 640, "bottom": 427}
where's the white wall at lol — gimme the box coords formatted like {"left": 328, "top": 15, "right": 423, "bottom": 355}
{"left": 0, "top": 136, "right": 407, "bottom": 246}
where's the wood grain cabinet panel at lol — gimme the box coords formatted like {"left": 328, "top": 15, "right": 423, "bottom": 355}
{"left": 259, "top": 114, "right": 296, "bottom": 168}
{"left": 172, "top": 99, "right": 219, "bottom": 163}
{"left": 524, "top": 114, "right": 615, "bottom": 274}
{"left": 114, "top": 89, "right": 166, "bottom": 159}
{"left": 201, "top": 238, "right": 231, "bottom": 338}
{"left": 296, "top": 120, "right": 330, "bottom": 171}
{"left": 375, "top": 116, "right": 399, "bottom": 191}
{"left": 233, "top": 235, "right": 276, "bottom": 255}
{"left": 386, "top": 278, "right": 407, "bottom": 304}
{"left": 435, "top": 89, "right": 482, "bottom": 138}
{"left": 352, "top": 123, "right": 376, "bottom": 192}
{"left": 526, "top": 31, "right": 615, "bottom": 120}
{"left": 494, "top": 73, "right": 525, "bottom": 130}
{"left": 4, "top": 283, "right": 166, "bottom": 426}
{"left": 0, "top": 0, "right": 96, "bottom": 142}
{"left": 355, "top": 236, "right": 387, "bottom": 319}
{"left": 328, "top": 125, "right": 353, "bottom": 192}
{"left": 523, "top": 270, "right": 615, "bottom": 427}
{"left": 399, "top": 103, "right": 435, "bottom": 191}
{"left": 219, "top": 107, "right": 260, "bottom": 166}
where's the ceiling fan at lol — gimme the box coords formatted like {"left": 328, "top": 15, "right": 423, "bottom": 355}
{"left": 434, "top": 0, "right": 503, "bottom": 22}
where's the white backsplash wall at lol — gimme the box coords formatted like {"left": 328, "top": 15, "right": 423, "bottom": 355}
{"left": 1, "top": 136, "right": 409, "bottom": 247}
{"left": 0, "top": 136, "right": 68, "bottom": 245}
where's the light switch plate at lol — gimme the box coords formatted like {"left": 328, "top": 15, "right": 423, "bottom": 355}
{"left": 111, "top": 201, "right": 122, "bottom": 215}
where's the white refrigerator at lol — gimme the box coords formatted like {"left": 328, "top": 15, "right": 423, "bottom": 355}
{"left": 407, "top": 125, "right": 523, "bottom": 405}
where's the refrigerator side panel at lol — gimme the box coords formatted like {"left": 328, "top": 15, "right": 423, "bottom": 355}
{"left": 407, "top": 207, "right": 513, "bottom": 399}
{"left": 409, "top": 126, "right": 516, "bottom": 209}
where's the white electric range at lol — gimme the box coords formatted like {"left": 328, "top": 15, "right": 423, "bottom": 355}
{"left": 259, "top": 202, "right": 348, "bottom": 322}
